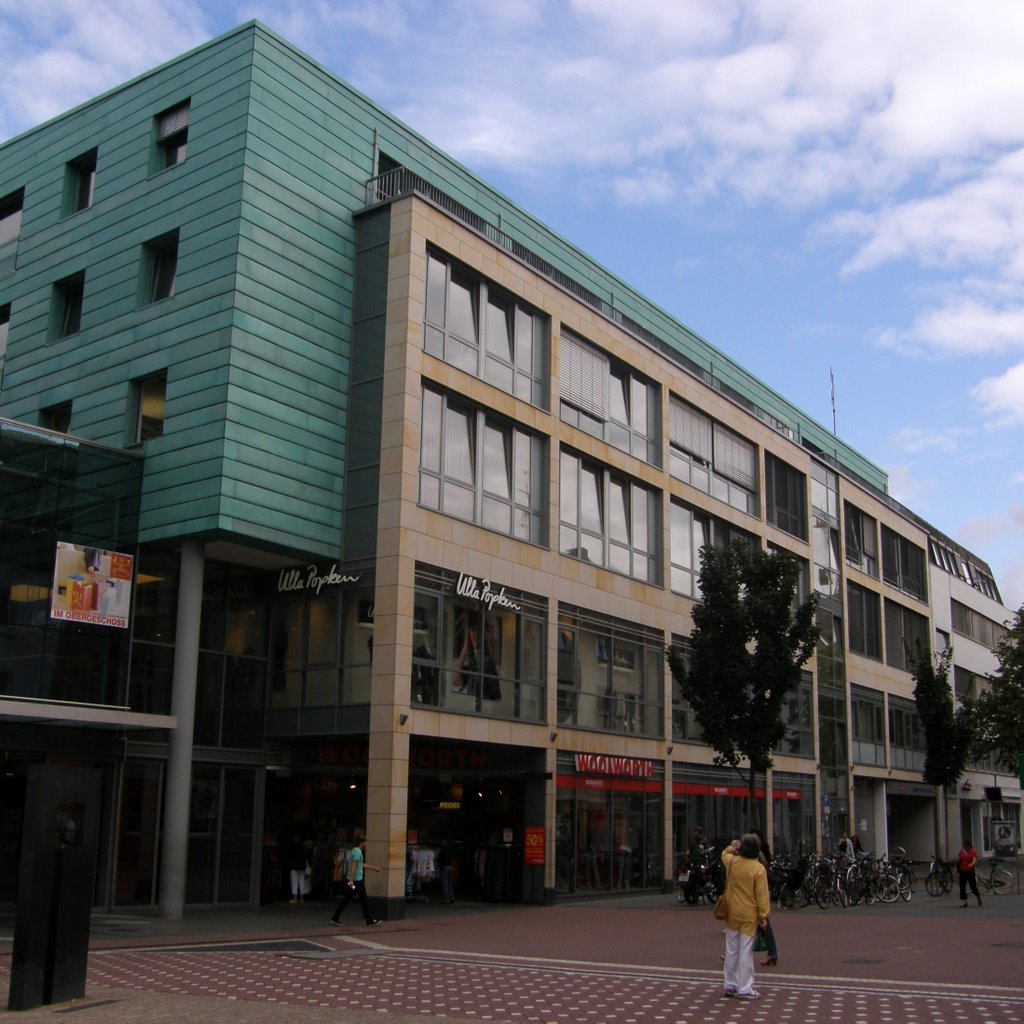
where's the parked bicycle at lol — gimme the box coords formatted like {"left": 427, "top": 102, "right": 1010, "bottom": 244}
{"left": 976, "top": 857, "right": 1016, "bottom": 896}
{"left": 925, "top": 854, "right": 955, "bottom": 897}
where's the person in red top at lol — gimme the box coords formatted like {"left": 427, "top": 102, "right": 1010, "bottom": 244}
{"left": 958, "top": 838, "right": 982, "bottom": 907}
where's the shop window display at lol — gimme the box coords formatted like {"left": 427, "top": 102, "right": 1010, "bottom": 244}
{"left": 412, "top": 566, "right": 545, "bottom": 722}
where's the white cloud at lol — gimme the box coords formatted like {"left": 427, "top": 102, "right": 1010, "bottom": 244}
{"left": 876, "top": 297, "right": 1024, "bottom": 358}
{"left": 0, "top": 0, "right": 210, "bottom": 139}
{"left": 887, "top": 425, "right": 973, "bottom": 457}
{"left": 972, "top": 362, "right": 1024, "bottom": 426}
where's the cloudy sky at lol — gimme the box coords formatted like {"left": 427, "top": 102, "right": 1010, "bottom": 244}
{"left": 3, "top": 0, "right": 1023, "bottom": 612}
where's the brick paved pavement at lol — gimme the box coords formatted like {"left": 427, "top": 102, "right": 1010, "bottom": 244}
{"left": 2, "top": 890, "right": 1023, "bottom": 1022}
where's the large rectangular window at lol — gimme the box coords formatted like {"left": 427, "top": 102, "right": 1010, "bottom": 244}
{"left": 560, "top": 449, "right": 660, "bottom": 584}
{"left": 951, "top": 600, "right": 1007, "bottom": 649}
{"left": 670, "top": 501, "right": 756, "bottom": 598}
{"left": 778, "top": 671, "right": 814, "bottom": 758}
{"left": 844, "top": 502, "right": 878, "bottom": 577}
{"left": 558, "top": 606, "right": 663, "bottom": 736}
{"left": 847, "top": 581, "right": 881, "bottom": 659}
{"left": 560, "top": 330, "right": 659, "bottom": 465}
{"left": 883, "top": 598, "right": 929, "bottom": 671}
{"left": 412, "top": 565, "right": 546, "bottom": 722}
{"left": 888, "top": 696, "right": 926, "bottom": 771}
{"left": 765, "top": 453, "right": 807, "bottom": 539}
{"left": 668, "top": 396, "right": 757, "bottom": 514}
{"left": 851, "top": 685, "right": 886, "bottom": 766}
{"left": 0, "top": 189, "right": 23, "bottom": 275}
{"left": 424, "top": 249, "right": 549, "bottom": 408}
{"left": 881, "top": 526, "right": 927, "bottom": 601}
{"left": 419, "top": 386, "right": 545, "bottom": 543}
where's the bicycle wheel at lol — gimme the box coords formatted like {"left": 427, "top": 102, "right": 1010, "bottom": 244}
{"left": 878, "top": 871, "right": 900, "bottom": 903}
{"left": 897, "top": 869, "right": 912, "bottom": 902}
{"left": 991, "top": 867, "right": 1015, "bottom": 895}
{"left": 925, "top": 871, "right": 942, "bottom": 897}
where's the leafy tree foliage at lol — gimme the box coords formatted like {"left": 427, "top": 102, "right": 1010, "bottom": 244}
{"left": 666, "top": 541, "right": 819, "bottom": 828}
{"left": 910, "top": 643, "right": 973, "bottom": 789}
{"left": 971, "top": 606, "right": 1024, "bottom": 772}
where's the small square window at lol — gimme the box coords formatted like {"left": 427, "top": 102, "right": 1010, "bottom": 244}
{"left": 142, "top": 231, "right": 179, "bottom": 303}
{"left": 52, "top": 273, "right": 85, "bottom": 339}
{"left": 136, "top": 373, "right": 167, "bottom": 441}
{"left": 43, "top": 402, "right": 72, "bottom": 433}
{"left": 64, "top": 149, "right": 97, "bottom": 215}
{"left": 0, "top": 303, "right": 9, "bottom": 361}
{"left": 155, "top": 101, "right": 190, "bottom": 170}
{"left": 0, "top": 189, "right": 24, "bottom": 276}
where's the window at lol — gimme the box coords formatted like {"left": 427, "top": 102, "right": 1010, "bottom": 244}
{"left": 142, "top": 230, "right": 179, "bottom": 303}
{"left": 954, "top": 666, "right": 978, "bottom": 702}
{"left": 670, "top": 500, "right": 756, "bottom": 597}
{"left": 52, "top": 273, "right": 85, "bottom": 338}
{"left": 155, "top": 101, "right": 190, "bottom": 169}
{"left": 135, "top": 373, "right": 167, "bottom": 441}
{"left": 883, "top": 598, "right": 929, "bottom": 671}
{"left": 844, "top": 503, "right": 878, "bottom": 577}
{"left": 668, "top": 396, "right": 757, "bottom": 513}
{"left": 412, "top": 565, "right": 546, "bottom": 722}
{"left": 847, "top": 581, "right": 881, "bottom": 659}
{"left": 424, "top": 250, "right": 549, "bottom": 408}
{"left": 419, "top": 386, "right": 545, "bottom": 542}
{"left": 0, "top": 189, "right": 24, "bottom": 275}
{"left": 888, "top": 696, "right": 926, "bottom": 771}
{"left": 881, "top": 526, "right": 927, "bottom": 601}
{"left": 765, "top": 453, "right": 806, "bottom": 539}
{"left": 0, "top": 303, "right": 9, "bottom": 362}
{"left": 558, "top": 606, "right": 663, "bottom": 736}
{"left": 951, "top": 600, "right": 1008, "bottom": 649}
{"left": 851, "top": 686, "right": 885, "bottom": 766}
{"left": 777, "top": 671, "right": 814, "bottom": 757}
{"left": 668, "top": 636, "right": 703, "bottom": 741}
{"left": 560, "top": 330, "right": 659, "bottom": 463}
{"left": 560, "top": 449, "right": 660, "bottom": 584}
{"left": 64, "top": 149, "right": 97, "bottom": 215}
{"left": 43, "top": 402, "right": 72, "bottom": 433}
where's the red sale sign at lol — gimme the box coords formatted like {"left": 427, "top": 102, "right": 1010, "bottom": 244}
{"left": 524, "top": 827, "right": 545, "bottom": 866}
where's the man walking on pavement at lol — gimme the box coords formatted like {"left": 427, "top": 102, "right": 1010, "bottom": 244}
{"left": 330, "top": 836, "right": 382, "bottom": 925}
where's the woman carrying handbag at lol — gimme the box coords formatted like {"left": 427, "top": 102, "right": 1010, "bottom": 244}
{"left": 720, "top": 834, "right": 771, "bottom": 1000}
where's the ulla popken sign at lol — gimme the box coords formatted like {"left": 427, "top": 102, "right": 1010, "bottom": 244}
{"left": 575, "top": 754, "right": 654, "bottom": 779}
{"left": 277, "top": 563, "right": 360, "bottom": 595}
{"left": 456, "top": 573, "right": 521, "bottom": 612}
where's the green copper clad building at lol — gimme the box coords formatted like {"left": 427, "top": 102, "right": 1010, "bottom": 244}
{"left": 0, "top": 22, "right": 1015, "bottom": 916}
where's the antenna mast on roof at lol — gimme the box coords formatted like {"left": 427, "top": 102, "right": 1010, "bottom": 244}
{"left": 830, "top": 367, "right": 837, "bottom": 435}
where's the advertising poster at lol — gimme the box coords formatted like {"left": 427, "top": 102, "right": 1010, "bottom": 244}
{"left": 50, "top": 541, "right": 134, "bottom": 629}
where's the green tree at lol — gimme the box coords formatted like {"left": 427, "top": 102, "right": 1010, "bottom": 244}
{"left": 910, "top": 643, "right": 973, "bottom": 788}
{"left": 971, "top": 606, "right": 1024, "bottom": 772}
{"left": 666, "top": 541, "right": 819, "bottom": 830}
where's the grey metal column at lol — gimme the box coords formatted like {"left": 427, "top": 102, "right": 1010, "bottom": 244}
{"left": 158, "top": 537, "right": 204, "bottom": 919}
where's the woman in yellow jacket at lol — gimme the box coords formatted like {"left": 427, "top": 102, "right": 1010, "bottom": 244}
{"left": 720, "top": 834, "right": 770, "bottom": 1000}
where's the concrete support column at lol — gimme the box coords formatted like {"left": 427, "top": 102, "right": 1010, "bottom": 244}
{"left": 158, "top": 538, "right": 205, "bottom": 920}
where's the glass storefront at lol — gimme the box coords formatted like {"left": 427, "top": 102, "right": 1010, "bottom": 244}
{"left": 555, "top": 753, "right": 662, "bottom": 895}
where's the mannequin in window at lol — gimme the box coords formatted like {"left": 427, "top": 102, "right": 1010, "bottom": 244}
{"left": 454, "top": 622, "right": 500, "bottom": 699}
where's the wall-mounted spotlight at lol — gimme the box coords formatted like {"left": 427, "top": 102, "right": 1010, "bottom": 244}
{"left": 399, "top": 713, "right": 409, "bottom": 725}
{"left": 666, "top": 746, "right": 674, "bottom": 755}
{"left": 549, "top": 731, "right": 558, "bottom": 742}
